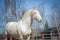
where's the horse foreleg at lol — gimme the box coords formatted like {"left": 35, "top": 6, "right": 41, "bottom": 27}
{"left": 19, "top": 35, "right": 24, "bottom": 40}
{"left": 4, "top": 30, "right": 8, "bottom": 40}
{"left": 27, "top": 35, "right": 30, "bottom": 40}
{"left": 10, "top": 37, "right": 12, "bottom": 40}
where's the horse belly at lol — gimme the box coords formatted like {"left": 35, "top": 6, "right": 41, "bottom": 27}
{"left": 18, "top": 26, "right": 31, "bottom": 35}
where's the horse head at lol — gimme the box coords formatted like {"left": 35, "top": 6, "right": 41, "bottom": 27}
{"left": 31, "top": 8, "right": 42, "bottom": 23}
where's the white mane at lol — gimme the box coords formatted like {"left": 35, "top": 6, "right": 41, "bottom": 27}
{"left": 22, "top": 9, "right": 33, "bottom": 20}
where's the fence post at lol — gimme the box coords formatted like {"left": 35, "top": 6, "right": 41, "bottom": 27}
{"left": 42, "top": 34, "right": 44, "bottom": 40}
{"left": 50, "top": 32, "right": 52, "bottom": 40}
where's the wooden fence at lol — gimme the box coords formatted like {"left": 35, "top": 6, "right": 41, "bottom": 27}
{"left": 30, "top": 33, "right": 60, "bottom": 40}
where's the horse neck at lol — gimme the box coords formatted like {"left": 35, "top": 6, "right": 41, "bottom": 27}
{"left": 21, "top": 12, "right": 33, "bottom": 27}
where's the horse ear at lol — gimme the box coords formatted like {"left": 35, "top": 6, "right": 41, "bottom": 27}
{"left": 31, "top": 7, "right": 37, "bottom": 15}
{"left": 32, "top": 7, "right": 37, "bottom": 12}
{"left": 31, "top": 7, "right": 36, "bottom": 15}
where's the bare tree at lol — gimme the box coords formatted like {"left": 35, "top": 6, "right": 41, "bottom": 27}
{"left": 4, "top": 0, "right": 17, "bottom": 22}
{"left": 10, "top": 0, "right": 17, "bottom": 21}
{"left": 52, "top": 2, "right": 60, "bottom": 40}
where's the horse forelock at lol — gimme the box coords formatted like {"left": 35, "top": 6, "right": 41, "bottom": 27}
{"left": 31, "top": 8, "right": 38, "bottom": 16}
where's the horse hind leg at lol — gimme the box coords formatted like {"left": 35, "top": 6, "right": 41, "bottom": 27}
{"left": 4, "top": 29, "right": 10, "bottom": 40}
{"left": 7, "top": 34, "right": 10, "bottom": 40}
{"left": 7, "top": 34, "right": 13, "bottom": 40}
{"left": 4, "top": 29, "right": 8, "bottom": 40}
{"left": 4, "top": 34, "right": 10, "bottom": 40}
{"left": 4, "top": 35, "right": 7, "bottom": 40}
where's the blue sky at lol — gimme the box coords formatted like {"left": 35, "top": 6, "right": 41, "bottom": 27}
{"left": 0, "top": 0, "right": 60, "bottom": 34}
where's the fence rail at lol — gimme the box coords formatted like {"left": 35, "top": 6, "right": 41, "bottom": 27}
{"left": 30, "top": 33, "right": 60, "bottom": 40}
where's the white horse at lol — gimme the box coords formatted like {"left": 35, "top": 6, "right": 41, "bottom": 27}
{"left": 4, "top": 8, "right": 42, "bottom": 40}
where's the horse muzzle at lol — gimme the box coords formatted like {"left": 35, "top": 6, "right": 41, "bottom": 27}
{"left": 38, "top": 18, "right": 42, "bottom": 23}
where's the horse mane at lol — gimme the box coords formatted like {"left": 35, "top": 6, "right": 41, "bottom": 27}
{"left": 22, "top": 8, "right": 37, "bottom": 19}
{"left": 22, "top": 9, "right": 33, "bottom": 19}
